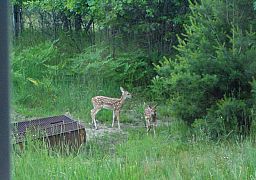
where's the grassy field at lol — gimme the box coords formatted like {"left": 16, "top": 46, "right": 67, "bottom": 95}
{"left": 11, "top": 61, "right": 256, "bottom": 180}
{"left": 11, "top": 32, "right": 256, "bottom": 180}
{"left": 12, "top": 120, "right": 256, "bottom": 180}
{"left": 11, "top": 72, "right": 256, "bottom": 179}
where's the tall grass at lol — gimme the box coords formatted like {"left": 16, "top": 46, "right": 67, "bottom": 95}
{"left": 12, "top": 124, "right": 256, "bottom": 179}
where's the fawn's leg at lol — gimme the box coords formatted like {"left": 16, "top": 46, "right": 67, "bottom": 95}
{"left": 91, "top": 108, "right": 100, "bottom": 129}
{"left": 153, "top": 119, "right": 157, "bottom": 136}
{"left": 146, "top": 119, "right": 150, "bottom": 135}
{"left": 153, "top": 124, "right": 156, "bottom": 136}
{"left": 112, "top": 111, "right": 116, "bottom": 128}
{"left": 116, "top": 111, "right": 121, "bottom": 129}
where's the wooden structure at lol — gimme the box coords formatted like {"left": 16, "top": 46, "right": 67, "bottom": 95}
{"left": 12, "top": 115, "right": 86, "bottom": 150}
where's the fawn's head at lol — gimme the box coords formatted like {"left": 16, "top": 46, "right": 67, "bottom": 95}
{"left": 120, "top": 87, "right": 132, "bottom": 99}
{"left": 148, "top": 105, "right": 157, "bottom": 116}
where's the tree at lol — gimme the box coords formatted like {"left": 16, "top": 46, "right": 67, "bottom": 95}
{"left": 92, "top": 0, "right": 190, "bottom": 56}
{"left": 13, "top": 0, "right": 23, "bottom": 37}
{"left": 153, "top": 0, "right": 256, "bottom": 137}
{"left": 17, "top": 0, "right": 190, "bottom": 56}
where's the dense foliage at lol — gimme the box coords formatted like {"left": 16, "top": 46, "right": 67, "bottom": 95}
{"left": 152, "top": 0, "right": 256, "bottom": 137}
{"left": 12, "top": 0, "right": 190, "bottom": 117}
{"left": 11, "top": 0, "right": 256, "bottom": 138}
{"left": 14, "top": 0, "right": 189, "bottom": 56}
{"left": 10, "top": 1, "right": 256, "bottom": 179}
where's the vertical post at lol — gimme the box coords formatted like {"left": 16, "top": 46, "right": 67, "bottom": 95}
{"left": 0, "top": 0, "right": 10, "bottom": 179}
{"left": 13, "top": 2, "right": 21, "bottom": 37}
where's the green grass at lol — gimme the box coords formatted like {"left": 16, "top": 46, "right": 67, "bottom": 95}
{"left": 11, "top": 31, "right": 256, "bottom": 180}
{"left": 11, "top": 66, "right": 256, "bottom": 179}
{"left": 12, "top": 124, "right": 256, "bottom": 180}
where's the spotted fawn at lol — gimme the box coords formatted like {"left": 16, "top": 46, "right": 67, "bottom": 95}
{"left": 144, "top": 105, "right": 157, "bottom": 135}
{"left": 91, "top": 87, "right": 132, "bottom": 129}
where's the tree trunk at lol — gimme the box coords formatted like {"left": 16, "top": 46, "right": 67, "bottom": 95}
{"left": 20, "top": 5, "right": 23, "bottom": 33}
{"left": 13, "top": 3, "right": 22, "bottom": 37}
{"left": 74, "top": 14, "right": 82, "bottom": 31}
{"left": 92, "top": 21, "right": 96, "bottom": 51}
{"left": 84, "top": 18, "right": 93, "bottom": 32}
{"left": 61, "top": 12, "right": 69, "bottom": 31}
{"left": 112, "top": 28, "right": 116, "bottom": 58}
{"left": 52, "top": 11, "right": 57, "bottom": 39}
{"left": 39, "top": 11, "right": 45, "bottom": 33}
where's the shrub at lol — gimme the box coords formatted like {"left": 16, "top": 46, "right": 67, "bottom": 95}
{"left": 193, "top": 97, "right": 249, "bottom": 138}
{"left": 68, "top": 47, "right": 155, "bottom": 87}
{"left": 12, "top": 42, "right": 59, "bottom": 105}
{"left": 151, "top": 0, "right": 256, "bottom": 137}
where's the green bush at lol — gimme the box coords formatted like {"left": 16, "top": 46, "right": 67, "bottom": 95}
{"left": 12, "top": 41, "right": 58, "bottom": 82}
{"left": 68, "top": 47, "right": 155, "bottom": 87}
{"left": 152, "top": 0, "right": 256, "bottom": 137}
{"left": 12, "top": 41, "right": 59, "bottom": 106}
{"left": 193, "top": 97, "right": 249, "bottom": 138}
{"left": 112, "top": 52, "right": 155, "bottom": 87}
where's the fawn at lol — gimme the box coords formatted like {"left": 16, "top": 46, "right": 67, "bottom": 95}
{"left": 144, "top": 104, "right": 157, "bottom": 135}
{"left": 91, "top": 87, "right": 132, "bottom": 129}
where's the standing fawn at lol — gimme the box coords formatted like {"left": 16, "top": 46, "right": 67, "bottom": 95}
{"left": 91, "top": 87, "right": 132, "bottom": 129}
{"left": 144, "top": 105, "right": 157, "bottom": 135}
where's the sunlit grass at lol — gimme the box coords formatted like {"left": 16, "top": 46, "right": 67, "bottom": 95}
{"left": 12, "top": 124, "right": 256, "bottom": 179}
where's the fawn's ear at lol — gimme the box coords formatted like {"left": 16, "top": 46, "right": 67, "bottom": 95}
{"left": 120, "top": 87, "right": 124, "bottom": 92}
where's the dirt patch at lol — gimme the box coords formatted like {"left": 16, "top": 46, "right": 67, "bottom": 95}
{"left": 85, "top": 122, "right": 128, "bottom": 141}
{"left": 11, "top": 112, "right": 128, "bottom": 142}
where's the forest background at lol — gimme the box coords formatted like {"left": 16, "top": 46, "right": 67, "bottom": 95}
{"left": 11, "top": 0, "right": 256, "bottom": 179}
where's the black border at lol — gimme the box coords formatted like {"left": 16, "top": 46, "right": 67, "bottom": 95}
{"left": 0, "top": 0, "right": 10, "bottom": 179}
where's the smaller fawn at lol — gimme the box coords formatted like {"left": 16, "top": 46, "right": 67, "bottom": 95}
{"left": 91, "top": 87, "right": 132, "bottom": 130}
{"left": 144, "top": 104, "right": 157, "bottom": 135}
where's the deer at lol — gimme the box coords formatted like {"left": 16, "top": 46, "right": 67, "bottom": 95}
{"left": 91, "top": 87, "right": 132, "bottom": 130}
{"left": 144, "top": 104, "right": 157, "bottom": 136}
